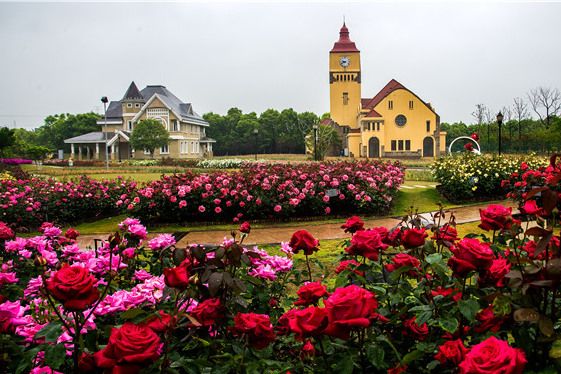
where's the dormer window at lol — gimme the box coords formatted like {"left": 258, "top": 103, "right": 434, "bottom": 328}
{"left": 135, "top": 103, "right": 140, "bottom": 108}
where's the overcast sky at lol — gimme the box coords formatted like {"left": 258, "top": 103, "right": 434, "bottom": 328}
{"left": 1, "top": 1, "right": 560, "bottom": 129}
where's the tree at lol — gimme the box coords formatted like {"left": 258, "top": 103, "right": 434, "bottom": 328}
{"left": 130, "top": 119, "right": 170, "bottom": 158}
{"left": 35, "top": 113, "right": 101, "bottom": 151}
{"left": 0, "top": 127, "right": 16, "bottom": 157}
{"left": 512, "top": 97, "right": 529, "bottom": 143}
{"left": 305, "top": 124, "right": 340, "bottom": 161}
{"left": 528, "top": 87, "right": 561, "bottom": 129}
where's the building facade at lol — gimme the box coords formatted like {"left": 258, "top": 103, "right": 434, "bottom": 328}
{"left": 328, "top": 23, "right": 446, "bottom": 158}
{"left": 64, "top": 82, "right": 215, "bottom": 161}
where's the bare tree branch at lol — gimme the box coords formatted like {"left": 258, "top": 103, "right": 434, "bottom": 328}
{"left": 528, "top": 87, "right": 561, "bottom": 129}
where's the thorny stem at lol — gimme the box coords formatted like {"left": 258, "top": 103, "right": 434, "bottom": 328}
{"left": 305, "top": 254, "right": 313, "bottom": 282}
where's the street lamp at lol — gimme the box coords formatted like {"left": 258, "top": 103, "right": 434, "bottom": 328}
{"left": 253, "top": 128, "right": 259, "bottom": 160}
{"left": 101, "top": 96, "right": 109, "bottom": 169}
{"left": 496, "top": 111, "right": 504, "bottom": 156}
{"left": 312, "top": 124, "right": 319, "bottom": 161}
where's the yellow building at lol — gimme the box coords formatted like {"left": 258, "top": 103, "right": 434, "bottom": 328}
{"left": 327, "top": 23, "right": 446, "bottom": 158}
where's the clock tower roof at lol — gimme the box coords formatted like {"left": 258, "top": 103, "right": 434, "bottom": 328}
{"left": 330, "top": 22, "right": 359, "bottom": 53}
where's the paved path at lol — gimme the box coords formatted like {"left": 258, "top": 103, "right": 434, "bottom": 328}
{"left": 75, "top": 201, "right": 516, "bottom": 248}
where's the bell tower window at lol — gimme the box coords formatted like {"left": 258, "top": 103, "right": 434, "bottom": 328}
{"left": 343, "top": 92, "right": 349, "bottom": 105}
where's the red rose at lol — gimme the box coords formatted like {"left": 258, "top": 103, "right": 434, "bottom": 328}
{"left": 401, "top": 228, "right": 428, "bottom": 249}
{"left": 232, "top": 313, "right": 276, "bottom": 350}
{"left": 432, "top": 224, "right": 458, "bottom": 245}
{"left": 288, "top": 306, "right": 328, "bottom": 340}
{"left": 521, "top": 200, "right": 542, "bottom": 216}
{"left": 163, "top": 260, "right": 190, "bottom": 290}
{"left": 403, "top": 316, "right": 429, "bottom": 341}
{"left": 289, "top": 230, "right": 319, "bottom": 256}
{"left": 435, "top": 339, "right": 468, "bottom": 366}
{"left": 0, "top": 222, "right": 14, "bottom": 240}
{"left": 479, "top": 204, "right": 515, "bottom": 231}
{"left": 93, "top": 322, "right": 161, "bottom": 373}
{"left": 334, "top": 259, "right": 364, "bottom": 276}
{"left": 46, "top": 265, "right": 100, "bottom": 311}
{"left": 345, "top": 229, "right": 388, "bottom": 260}
{"left": 64, "top": 227, "right": 80, "bottom": 240}
{"left": 78, "top": 352, "right": 96, "bottom": 373}
{"left": 459, "top": 336, "right": 527, "bottom": 374}
{"left": 189, "top": 298, "right": 224, "bottom": 326}
{"left": 470, "top": 133, "right": 479, "bottom": 141}
{"left": 340, "top": 216, "right": 365, "bottom": 234}
{"left": 239, "top": 221, "right": 251, "bottom": 234}
{"left": 324, "top": 285, "right": 378, "bottom": 339}
{"left": 384, "top": 228, "right": 402, "bottom": 247}
{"left": 480, "top": 257, "right": 511, "bottom": 287}
{"left": 276, "top": 309, "right": 297, "bottom": 336}
{"left": 142, "top": 310, "right": 175, "bottom": 333}
{"left": 294, "top": 282, "right": 329, "bottom": 306}
{"left": 464, "top": 142, "right": 474, "bottom": 152}
{"left": 301, "top": 339, "right": 316, "bottom": 358}
{"left": 448, "top": 238, "right": 494, "bottom": 278}
{"left": 474, "top": 306, "right": 503, "bottom": 333}
{"left": 385, "top": 253, "right": 421, "bottom": 276}
{"left": 431, "top": 286, "right": 462, "bottom": 303}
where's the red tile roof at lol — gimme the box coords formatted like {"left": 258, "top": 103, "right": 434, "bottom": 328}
{"left": 330, "top": 23, "right": 360, "bottom": 53}
{"left": 362, "top": 79, "right": 406, "bottom": 109}
{"left": 365, "top": 109, "right": 382, "bottom": 118}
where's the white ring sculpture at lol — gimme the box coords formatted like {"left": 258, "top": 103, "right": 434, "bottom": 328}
{"left": 448, "top": 136, "right": 481, "bottom": 155}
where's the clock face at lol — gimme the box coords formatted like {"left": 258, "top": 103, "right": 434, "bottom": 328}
{"left": 339, "top": 56, "right": 350, "bottom": 67}
{"left": 395, "top": 115, "right": 407, "bottom": 127}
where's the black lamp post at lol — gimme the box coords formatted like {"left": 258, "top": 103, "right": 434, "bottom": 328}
{"left": 101, "top": 96, "right": 109, "bottom": 169}
{"left": 496, "top": 111, "right": 504, "bottom": 156}
{"left": 253, "top": 128, "right": 259, "bottom": 160}
{"left": 312, "top": 124, "right": 318, "bottom": 161}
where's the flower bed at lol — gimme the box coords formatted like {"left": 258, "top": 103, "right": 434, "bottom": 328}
{"left": 1, "top": 185, "right": 560, "bottom": 372}
{"left": 130, "top": 160, "right": 404, "bottom": 223}
{"left": 431, "top": 153, "right": 546, "bottom": 202}
{"left": 0, "top": 176, "right": 137, "bottom": 228}
{"left": 0, "top": 158, "right": 33, "bottom": 165}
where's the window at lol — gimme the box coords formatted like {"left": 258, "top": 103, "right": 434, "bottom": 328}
{"left": 343, "top": 92, "right": 349, "bottom": 105}
{"left": 160, "top": 144, "right": 169, "bottom": 154}
{"left": 409, "top": 100, "right": 414, "bottom": 110}
{"left": 395, "top": 115, "right": 407, "bottom": 127}
{"left": 376, "top": 122, "right": 381, "bottom": 131}
{"left": 135, "top": 103, "right": 140, "bottom": 108}
{"left": 388, "top": 100, "right": 393, "bottom": 110}
{"left": 391, "top": 140, "right": 397, "bottom": 151}
{"left": 194, "top": 142, "right": 200, "bottom": 154}
{"left": 127, "top": 103, "right": 132, "bottom": 108}
{"left": 180, "top": 141, "right": 188, "bottom": 154}
{"left": 426, "top": 120, "right": 431, "bottom": 132}
{"left": 405, "top": 140, "right": 411, "bottom": 151}
{"left": 144, "top": 149, "right": 150, "bottom": 155}
{"left": 172, "top": 120, "right": 179, "bottom": 132}
{"left": 127, "top": 120, "right": 133, "bottom": 131}
{"left": 398, "top": 140, "right": 404, "bottom": 151}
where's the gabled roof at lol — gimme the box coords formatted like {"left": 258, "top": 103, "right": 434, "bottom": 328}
{"left": 362, "top": 79, "right": 406, "bottom": 109}
{"left": 365, "top": 109, "right": 382, "bottom": 118}
{"left": 362, "top": 78, "right": 439, "bottom": 120}
{"left": 330, "top": 22, "right": 359, "bottom": 53}
{"left": 122, "top": 81, "right": 144, "bottom": 101}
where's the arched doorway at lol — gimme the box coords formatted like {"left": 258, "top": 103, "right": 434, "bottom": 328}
{"left": 423, "top": 137, "right": 434, "bottom": 157}
{"left": 368, "top": 137, "right": 380, "bottom": 158}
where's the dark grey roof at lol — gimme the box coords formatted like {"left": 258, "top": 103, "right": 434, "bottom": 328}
{"left": 140, "top": 85, "right": 208, "bottom": 125}
{"left": 105, "top": 101, "right": 122, "bottom": 120}
{"left": 122, "top": 81, "right": 144, "bottom": 101}
{"left": 64, "top": 132, "right": 115, "bottom": 144}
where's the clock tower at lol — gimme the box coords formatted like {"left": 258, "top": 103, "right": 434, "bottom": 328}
{"left": 329, "top": 23, "right": 361, "bottom": 130}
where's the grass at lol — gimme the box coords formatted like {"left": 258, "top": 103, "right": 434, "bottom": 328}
{"left": 404, "top": 169, "right": 434, "bottom": 181}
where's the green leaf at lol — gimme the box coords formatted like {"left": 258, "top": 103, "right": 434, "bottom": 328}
{"left": 402, "top": 349, "right": 423, "bottom": 364}
{"left": 35, "top": 322, "right": 63, "bottom": 343}
{"left": 438, "top": 316, "right": 459, "bottom": 333}
{"left": 120, "top": 308, "right": 147, "bottom": 320}
{"left": 366, "top": 344, "right": 385, "bottom": 369}
{"left": 458, "top": 299, "right": 480, "bottom": 322}
{"left": 425, "top": 253, "right": 442, "bottom": 265}
{"left": 427, "top": 360, "right": 440, "bottom": 370}
{"left": 44, "top": 344, "right": 67, "bottom": 370}
{"left": 333, "top": 355, "right": 354, "bottom": 374}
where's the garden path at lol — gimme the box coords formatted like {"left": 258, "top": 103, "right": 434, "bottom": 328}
{"left": 74, "top": 201, "right": 516, "bottom": 248}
